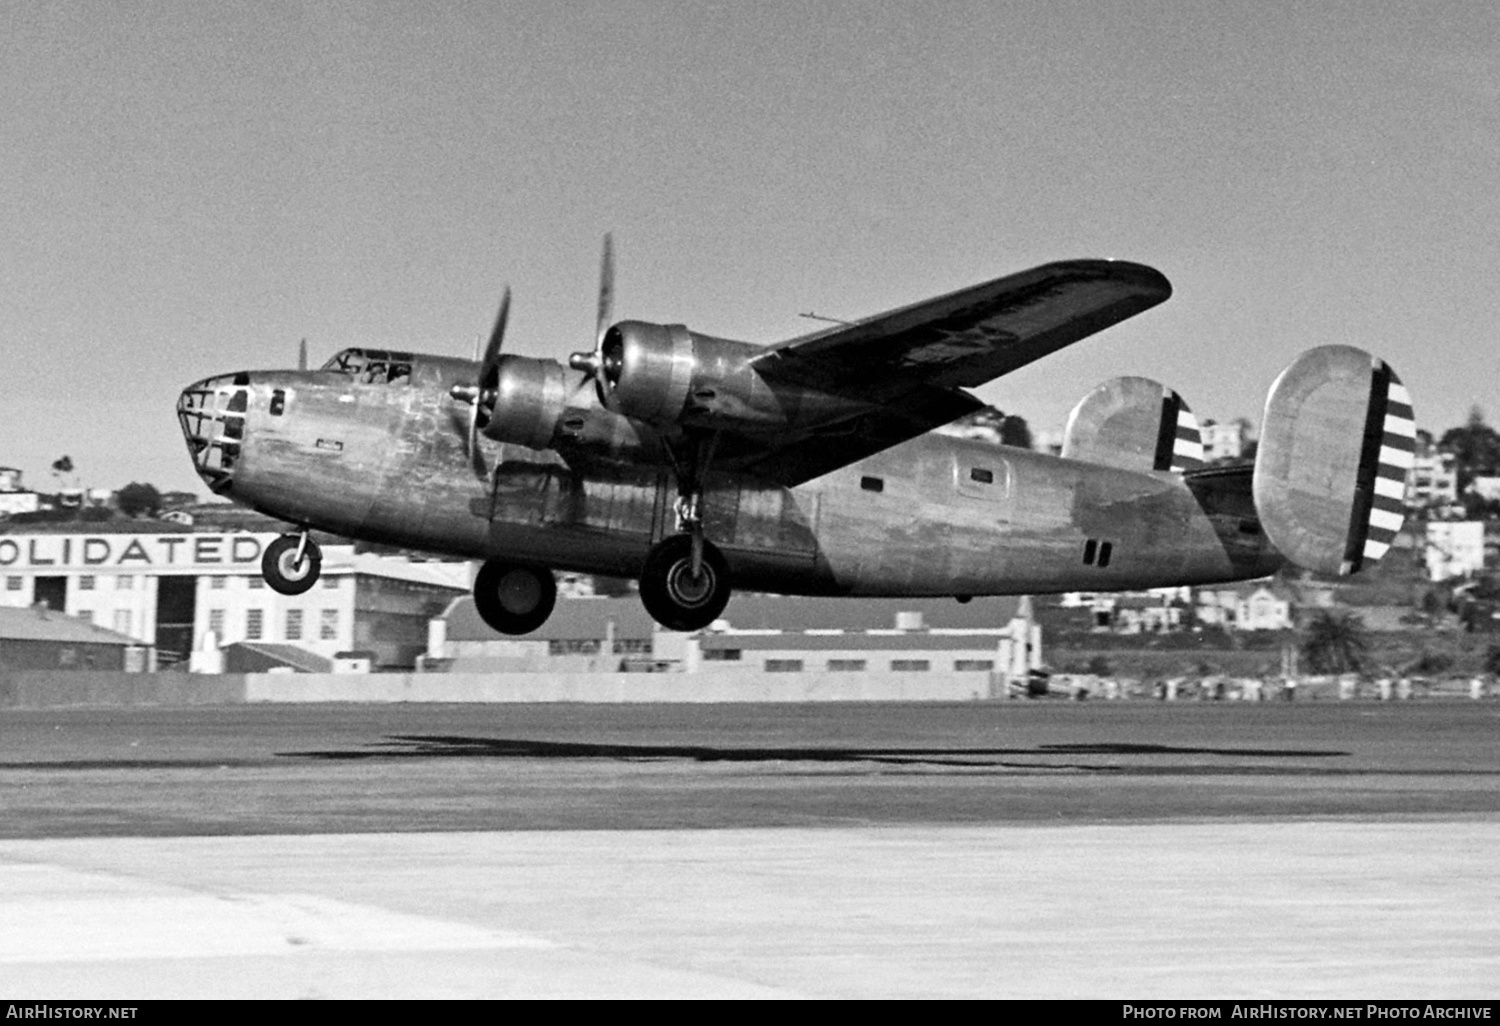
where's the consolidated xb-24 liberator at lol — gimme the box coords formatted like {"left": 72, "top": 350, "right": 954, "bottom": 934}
{"left": 177, "top": 239, "right": 1414, "bottom": 635}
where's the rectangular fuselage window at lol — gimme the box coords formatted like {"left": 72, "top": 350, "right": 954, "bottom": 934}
{"left": 860, "top": 476, "right": 885, "bottom": 493}
{"left": 1083, "top": 539, "right": 1115, "bottom": 567}
{"left": 765, "top": 659, "right": 804, "bottom": 672}
{"left": 969, "top": 467, "right": 994, "bottom": 484}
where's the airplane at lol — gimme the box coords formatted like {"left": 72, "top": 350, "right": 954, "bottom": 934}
{"left": 176, "top": 238, "right": 1414, "bottom": 636}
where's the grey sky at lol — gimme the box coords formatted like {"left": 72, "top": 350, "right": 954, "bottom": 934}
{"left": 3, "top": 1, "right": 1497, "bottom": 495}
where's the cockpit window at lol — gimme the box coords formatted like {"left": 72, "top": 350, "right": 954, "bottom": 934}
{"left": 320, "top": 347, "right": 414, "bottom": 384}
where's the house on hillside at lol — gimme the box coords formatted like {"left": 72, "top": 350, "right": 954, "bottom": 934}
{"left": 1195, "top": 584, "right": 1293, "bottom": 631}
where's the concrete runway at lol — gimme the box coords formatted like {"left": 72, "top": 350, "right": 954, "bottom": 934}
{"left": 2, "top": 702, "right": 1499, "bottom": 998}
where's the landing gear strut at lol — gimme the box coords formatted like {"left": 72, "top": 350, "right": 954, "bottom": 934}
{"left": 262, "top": 532, "right": 323, "bottom": 595}
{"left": 639, "top": 431, "right": 733, "bottom": 632}
{"left": 473, "top": 560, "right": 557, "bottom": 635}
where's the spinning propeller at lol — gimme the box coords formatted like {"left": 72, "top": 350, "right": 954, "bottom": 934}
{"left": 451, "top": 286, "right": 510, "bottom": 476}
{"left": 569, "top": 233, "right": 618, "bottom": 403}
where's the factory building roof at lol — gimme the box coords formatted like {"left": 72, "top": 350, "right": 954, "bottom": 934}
{"left": 0, "top": 605, "right": 139, "bottom": 646}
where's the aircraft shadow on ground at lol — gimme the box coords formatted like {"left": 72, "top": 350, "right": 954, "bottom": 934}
{"left": 284, "top": 735, "right": 1350, "bottom": 770}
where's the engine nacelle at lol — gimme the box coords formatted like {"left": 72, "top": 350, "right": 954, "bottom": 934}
{"left": 600, "top": 320, "right": 857, "bottom": 432}
{"left": 481, "top": 355, "right": 568, "bottom": 450}
{"left": 600, "top": 321, "right": 707, "bottom": 424}
{"left": 478, "top": 353, "right": 658, "bottom": 464}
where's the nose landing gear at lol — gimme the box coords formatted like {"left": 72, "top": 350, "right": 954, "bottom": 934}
{"left": 262, "top": 532, "right": 323, "bottom": 595}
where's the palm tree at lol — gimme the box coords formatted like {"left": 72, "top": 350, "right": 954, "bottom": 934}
{"left": 1300, "top": 610, "right": 1369, "bottom": 675}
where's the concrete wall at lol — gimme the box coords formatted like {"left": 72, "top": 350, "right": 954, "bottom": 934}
{"left": 245, "top": 671, "right": 995, "bottom": 703}
{"left": 0, "top": 672, "right": 247, "bottom": 709}
{"left": 1, "top": 670, "right": 997, "bottom": 707}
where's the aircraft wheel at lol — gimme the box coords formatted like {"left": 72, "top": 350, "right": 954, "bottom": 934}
{"left": 262, "top": 534, "right": 322, "bottom": 595}
{"left": 639, "top": 534, "right": 731, "bottom": 632}
{"left": 473, "top": 560, "right": 557, "bottom": 635}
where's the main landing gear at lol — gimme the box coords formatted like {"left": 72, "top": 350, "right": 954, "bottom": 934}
{"left": 639, "top": 533, "right": 731, "bottom": 632}
{"left": 262, "top": 532, "right": 322, "bottom": 595}
{"left": 473, "top": 560, "right": 558, "bottom": 636}
{"left": 637, "top": 432, "right": 733, "bottom": 632}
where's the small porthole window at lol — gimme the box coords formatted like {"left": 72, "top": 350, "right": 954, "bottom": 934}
{"left": 970, "top": 467, "right": 994, "bottom": 484}
{"left": 861, "top": 476, "right": 885, "bottom": 493}
{"left": 1083, "top": 539, "right": 1097, "bottom": 565}
{"left": 270, "top": 390, "right": 286, "bottom": 416}
{"left": 1098, "top": 541, "right": 1113, "bottom": 568}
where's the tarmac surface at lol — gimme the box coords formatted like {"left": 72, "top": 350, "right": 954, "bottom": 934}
{"left": 2, "top": 700, "right": 1499, "bottom": 998}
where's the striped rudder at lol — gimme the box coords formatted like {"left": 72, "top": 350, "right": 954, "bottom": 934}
{"left": 1347, "top": 364, "right": 1415, "bottom": 571}
{"left": 1064, "top": 376, "right": 1204, "bottom": 474}
{"left": 1253, "top": 346, "right": 1412, "bottom": 576}
{"left": 1160, "top": 392, "right": 1205, "bottom": 473}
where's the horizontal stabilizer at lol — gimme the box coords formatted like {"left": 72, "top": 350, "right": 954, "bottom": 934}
{"left": 1253, "top": 346, "right": 1414, "bottom": 576}
{"left": 1062, "top": 376, "right": 1204, "bottom": 473}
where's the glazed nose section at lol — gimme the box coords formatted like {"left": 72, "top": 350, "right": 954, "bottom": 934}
{"left": 177, "top": 371, "right": 251, "bottom": 493}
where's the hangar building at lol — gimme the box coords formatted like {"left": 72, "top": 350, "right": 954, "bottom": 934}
{"left": 0, "top": 528, "right": 469, "bottom": 670}
{"left": 422, "top": 593, "right": 1041, "bottom": 678}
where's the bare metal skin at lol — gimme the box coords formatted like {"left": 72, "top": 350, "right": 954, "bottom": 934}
{"left": 179, "top": 357, "right": 1280, "bottom": 598}
{"left": 177, "top": 252, "right": 1398, "bottom": 634}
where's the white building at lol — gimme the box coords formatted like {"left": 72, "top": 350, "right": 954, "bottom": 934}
{"left": 1426, "top": 521, "right": 1485, "bottom": 581}
{"left": 0, "top": 467, "right": 40, "bottom": 517}
{"left": 1469, "top": 476, "right": 1500, "bottom": 504}
{"left": 0, "top": 530, "right": 470, "bottom": 669}
{"left": 1195, "top": 585, "right": 1293, "bottom": 631}
{"left": 1407, "top": 451, "right": 1458, "bottom": 509}
{"left": 1200, "top": 420, "right": 1247, "bottom": 462}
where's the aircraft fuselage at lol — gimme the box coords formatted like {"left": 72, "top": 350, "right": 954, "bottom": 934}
{"left": 178, "top": 357, "right": 1283, "bottom": 599}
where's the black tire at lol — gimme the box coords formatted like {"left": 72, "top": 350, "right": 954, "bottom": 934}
{"left": 639, "top": 534, "right": 731, "bottom": 632}
{"left": 261, "top": 534, "right": 322, "bottom": 595}
{"left": 473, "top": 561, "right": 557, "bottom": 635}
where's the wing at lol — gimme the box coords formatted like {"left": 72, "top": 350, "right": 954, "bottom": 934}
{"left": 721, "top": 259, "right": 1170, "bottom": 486}
{"left": 721, "top": 385, "right": 986, "bottom": 487}
{"left": 751, "top": 259, "right": 1171, "bottom": 402}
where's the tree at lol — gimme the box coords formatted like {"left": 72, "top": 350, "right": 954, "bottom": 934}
{"left": 115, "top": 482, "right": 162, "bottom": 518}
{"left": 1439, "top": 406, "right": 1500, "bottom": 491}
{"left": 999, "top": 415, "right": 1033, "bottom": 450}
{"left": 1484, "top": 645, "right": 1500, "bottom": 677}
{"left": 1300, "top": 610, "right": 1369, "bottom": 675}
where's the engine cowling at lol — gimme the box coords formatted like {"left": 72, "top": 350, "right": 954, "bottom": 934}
{"left": 598, "top": 320, "right": 818, "bottom": 432}
{"left": 480, "top": 355, "right": 568, "bottom": 450}
{"left": 478, "top": 353, "right": 658, "bottom": 464}
{"left": 597, "top": 321, "right": 700, "bottom": 423}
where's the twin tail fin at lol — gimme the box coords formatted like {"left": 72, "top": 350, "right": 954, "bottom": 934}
{"left": 1253, "top": 345, "right": 1414, "bottom": 576}
{"left": 1061, "top": 376, "right": 1205, "bottom": 474}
